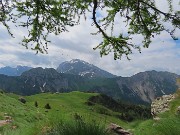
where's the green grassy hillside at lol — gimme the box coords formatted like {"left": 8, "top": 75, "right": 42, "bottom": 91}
{"left": 0, "top": 90, "right": 179, "bottom": 135}
{"left": 0, "top": 91, "right": 131, "bottom": 135}
{"left": 0, "top": 91, "right": 43, "bottom": 135}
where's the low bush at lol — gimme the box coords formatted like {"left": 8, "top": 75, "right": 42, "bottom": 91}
{"left": 35, "top": 101, "right": 38, "bottom": 107}
{"left": 45, "top": 103, "right": 51, "bottom": 109}
{"left": 18, "top": 97, "right": 26, "bottom": 104}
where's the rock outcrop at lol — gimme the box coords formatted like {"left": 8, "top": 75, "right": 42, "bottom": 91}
{"left": 151, "top": 94, "right": 175, "bottom": 118}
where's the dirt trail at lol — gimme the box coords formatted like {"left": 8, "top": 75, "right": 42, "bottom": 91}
{"left": 0, "top": 120, "right": 8, "bottom": 127}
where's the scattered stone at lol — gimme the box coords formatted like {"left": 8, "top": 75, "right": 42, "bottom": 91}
{"left": 107, "top": 123, "right": 132, "bottom": 135}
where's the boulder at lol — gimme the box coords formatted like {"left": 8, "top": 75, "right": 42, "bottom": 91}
{"left": 107, "top": 123, "right": 132, "bottom": 135}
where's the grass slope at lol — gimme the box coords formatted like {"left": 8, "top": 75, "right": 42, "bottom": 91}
{"left": 0, "top": 91, "right": 130, "bottom": 135}
{"left": 0, "top": 90, "right": 179, "bottom": 135}
{"left": 0, "top": 92, "right": 43, "bottom": 135}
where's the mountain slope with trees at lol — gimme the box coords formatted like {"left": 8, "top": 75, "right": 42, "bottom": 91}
{"left": 0, "top": 66, "right": 178, "bottom": 105}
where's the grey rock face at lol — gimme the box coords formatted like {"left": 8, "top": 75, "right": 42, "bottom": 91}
{"left": 116, "top": 71, "right": 179, "bottom": 103}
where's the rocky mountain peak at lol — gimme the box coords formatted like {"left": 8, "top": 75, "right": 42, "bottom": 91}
{"left": 56, "top": 59, "right": 116, "bottom": 78}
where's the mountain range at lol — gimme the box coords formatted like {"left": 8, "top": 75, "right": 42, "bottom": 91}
{"left": 0, "top": 59, "right": 179, "bottom": 105}
{"left": 0, "top": 66, "right": 32, "bottom": 76}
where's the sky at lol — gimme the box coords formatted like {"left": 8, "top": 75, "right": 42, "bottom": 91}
{"left": 0, "top": 0, "right": 179, "bottom": 77}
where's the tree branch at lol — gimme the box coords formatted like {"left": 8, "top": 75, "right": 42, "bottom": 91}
{"left": 139, "top": 0, "right": 175, "bottom": 18}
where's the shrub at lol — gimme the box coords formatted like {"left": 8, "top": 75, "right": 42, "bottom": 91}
{"left": 45, "top": 103, "right": 51, "bottom": 109}
{"left": 18, "top": 97, "right": 26, "bottom": 104}
{"left": 35, "top": 101, "right": 38, "bottom": 107}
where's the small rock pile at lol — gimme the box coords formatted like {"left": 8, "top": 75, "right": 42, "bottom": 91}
{"left": 107, "top": 123, "right": 132, "bottom": 135}
{"left": 151, "top": 94, "right": 175, "bottom": 118}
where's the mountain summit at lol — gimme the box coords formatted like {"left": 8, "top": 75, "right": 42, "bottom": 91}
{"left": 56, "top": 59, "right": 116, "bottom": 78}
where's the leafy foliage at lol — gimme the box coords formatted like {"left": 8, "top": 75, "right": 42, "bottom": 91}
{"left": 0, "top": 0, "right": 179, "bottom": 59}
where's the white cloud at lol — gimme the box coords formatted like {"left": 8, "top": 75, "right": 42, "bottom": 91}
{"left": 0, "top": 1, "right": 179, "bottom": 77}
